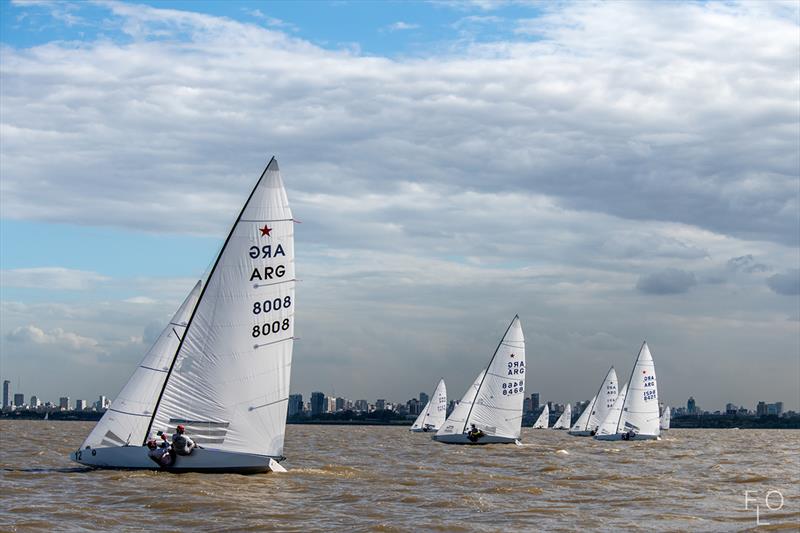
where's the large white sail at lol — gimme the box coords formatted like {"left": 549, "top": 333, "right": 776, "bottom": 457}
{"left": 532, "top": 404, "right": 549, "bottom": 429}
{"left": 465, "top": 316, "right": 526, "bottom": 440}
{"left": 149, "top": 158, "right": 295, "bottom": 458}
{"left": 596, "top": 382, "right": 628, "bottom": 437}
{"left": 436, "top": 370, "right": 485, "bottom": 438}
{"left": 617, "top": 342, "right": 660, "bottom": 438}
{"left": 569, "top": 395, "right": 596, "bottom": 433}
{"left": 81, "top": 282, "right": 202, "bottom": 449}
{"left": 570, "top": 366, "right": 618, "bottom": 435}
{"left": 552, "top": 403, "right": 572, "bottom": 430}
{"left": 410, "top": 379, "right": 447, "bottom": 432}
{"left": 660, "top": 405, "right": 671, "bottom": 430}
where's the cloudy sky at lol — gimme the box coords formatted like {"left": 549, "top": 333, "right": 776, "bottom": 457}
{"left": 1, "top": 0, "right": 798, "bottom": 412}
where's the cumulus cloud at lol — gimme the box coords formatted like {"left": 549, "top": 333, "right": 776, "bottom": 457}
{"left": 0, "top": 267, "right": 110, "bottom": 290}
{"left": 6, "top": 324, "right": 103, "bottom": 351}
{"left": 386, "top": 21, "right": 419, "bottom": 31}
{"left": 767, "top": 269, "right": 800, "bottom": 295}
{"left": 636, "top": 268, "right": 697, "bottom": 295}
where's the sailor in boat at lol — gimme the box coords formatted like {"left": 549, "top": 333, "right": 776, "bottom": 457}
{"left": 147, "top": 439, "right": 174, "bottom": 467}
{"left": 171, "top": 425, "right": 196, "bottom": 456}
{"left": 422, "top": 423, "right": 434, "bottom": 433}
{"left": 466, "top": 424, "right": 485, "bottom": 443}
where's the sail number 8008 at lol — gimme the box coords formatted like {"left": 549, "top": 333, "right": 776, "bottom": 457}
{"left": 253, "top": 296, "right": 292, "bottom": 315}
{"left": 252, "top": 318, "right": 291, "bottom": 338}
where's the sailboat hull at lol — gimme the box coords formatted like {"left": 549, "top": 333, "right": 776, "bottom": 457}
{"left": 70, "top": 446, "right": 283, "bottom": 474}
{"left": 410, "top": 427, "right": 438, "bottom": 433}
{"left": 568, "top": 430, "right": 594, "bottom": 437}
{"left": 433, "top": 434, "right": 518, "bottom": 445}
{"left": 594, "top": 433, "right": 660, "bottom": 441}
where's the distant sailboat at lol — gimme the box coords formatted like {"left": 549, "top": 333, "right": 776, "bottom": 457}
{"left": 552, "top": 403, "right": 572, "bottom": 430}
{"left": 595, "top": 342, "right": 660, "bottom": 441}
{"left": 660, "top": 405, "right": 671, "bottom": 431}
{"left": 72, "top": 157, "right": 296, "bottom": 472}
{"left": 43, "top": 412, "right": 49, "bottom": 420}
{"left": 410, "top": 379, "right": 447, "bottom": 432}
{"left": 569, "top": 367, "right": 618, "bottom": 436}
{"left": 595, "top": 382, "right": 627, "bottom": 438}
{"left": 434, "top": 316, "right": 525, "bottom": 445}
{"left": 532, "top": 404, "right": 549, "bottom": 429}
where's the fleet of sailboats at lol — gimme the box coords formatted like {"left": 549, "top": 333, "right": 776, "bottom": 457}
{"left": 410, "top": 379, "right": 447, "bottom": 432}
{"left": 72, "top": 158, "right": 295, "bottom": 473}
{"left": 70, "top": 156, "right": 672, "bottom": 473}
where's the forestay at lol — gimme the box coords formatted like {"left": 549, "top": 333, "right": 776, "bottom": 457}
{"left": 81, "top": 282, "right": 201, "bottom": 450}
{"left": 411, "top": 379, "right": 447, "bottom": 431}
{"left": 436, "top": 370, "right": 485, "bottom": 437}
{"left": 149, "top": 158, "right": 295, "bottom": 458}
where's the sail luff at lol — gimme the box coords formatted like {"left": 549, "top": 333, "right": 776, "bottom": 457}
{"left": 143, "top": 157, "right": 277, "bottom": 444}
{"left": 616, "top": 341, "right": 646, "bottom": 432}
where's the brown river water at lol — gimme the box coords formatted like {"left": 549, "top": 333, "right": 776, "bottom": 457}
{"left": 1, "top": 421, "right": 798, "bottom": 532}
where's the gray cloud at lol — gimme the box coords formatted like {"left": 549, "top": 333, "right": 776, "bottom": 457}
{"left": 636, "top": 268, "right": 697, "bottom": 295}
{"left": 727, "top": 255, "right": 770, "bottom": 274}
{"left": 767, "top": 269, "right": 800, "bottom": 295}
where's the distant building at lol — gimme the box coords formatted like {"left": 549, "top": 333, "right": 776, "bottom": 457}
{"left": 335, "top": 397, "right": 346, "bottom": 412}
{"left": 288, "top": 394, "right": 303, "bottom": 417}
{"left": 30, "top": 395, "right": 40, "bottom": 408}
{"left": 756, "top": 401, "right": 768, "bottom": 417}
{"left": 774, "top": 402, "right": 783, "bottom": 416}
{"left": 2, "top": 380, "right": 10, "bottom": 410}
{"left": 98, "top": 395, "right": 108, "bottom": 410}
{"left": 310, "top": 392, "right": 326, "bottom": 416}
{"left": 376, "top": 399, "right": 386, "bottom": 411}
{"left": 76, "top": 399, "right": 88, "bottom": 410}
{"left": 531, "top": 393, "right": 540, "bottom": 412}
{"left": 13, "top": 393, "right": 24, "bottom": 407}
{"left": 687, "top": 396, "right": 696, "bottom": 415}
{"left": 354, "top": 399, "right": 368, "bottom": 412}
{"left": 523, "top": 397, "right": 532, "bottom": 414}
{"left": 406, "top": 398, "right": 421, "bottom": 416}
{"left": 447, "top": 400, "right": 457, "bottom": 417}
{"left": 419, "top": 392, "right": 429, "bottom": 407}
{"left": 725, "top": 403, "right": 737, "bottom": 415}
{"left": 59, "top": 397, "right": 70, "bottom": 410}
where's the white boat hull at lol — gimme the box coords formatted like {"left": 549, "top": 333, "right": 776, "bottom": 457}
{"left": 594, "top": 433, "right": 660, "bottom": 441}
{"left": 70, "top": 446, "right": 283, "bottom": 474}
{"left": 433, "top": 433, "right": 518, "bottom": 445}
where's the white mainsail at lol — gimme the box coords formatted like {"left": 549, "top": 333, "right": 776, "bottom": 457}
{"left": 617, "top": 342, "right": 660, "bottom": 438}
{"left": 532, "top": 404, "right": 549, "bottom": 429}
{"left": 660, "top": 405, "right": 671, "bottom": 430}
{"left": 596, "top": 382, "right": 628, "bottom": 437}
{"left": 552, "top": 403, "right": 572, "bottom": 430}
{"left": 149, "top": 158, "right": 295, "bottom": 457}
{"left": 569, "top": 395, "right": 596, "bottom": 434}
{"left": 435, "top": 315, "right": 526, "bottom": 444}
{"left": 569, "top": 366, "right": 618, "bottom": 435}
{"left": 435, "top": 370, "right": 485, "bottom": 438}
{"left": 410, "top": 378, "right": 447, "bottom": 432}
{"left": 81, "top": 281, "right": 202, "bottom": 450}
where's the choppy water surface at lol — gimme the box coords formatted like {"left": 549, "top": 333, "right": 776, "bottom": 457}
{"left": 1, "top": 421, "right": 798, "bottom": 531}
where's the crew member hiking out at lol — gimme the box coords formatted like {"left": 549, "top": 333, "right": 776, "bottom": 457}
{"left": 172, "top": 424, "right": 196, "bottom": 456}
{"left": 467, "top": 423, "right": 485, "bottom": 443}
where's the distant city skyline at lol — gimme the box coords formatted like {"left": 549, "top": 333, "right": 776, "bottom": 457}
{"left": 1, "top": 1, "right": 797, "bottom": 410}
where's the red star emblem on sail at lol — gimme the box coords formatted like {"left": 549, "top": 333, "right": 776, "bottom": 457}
{"left": 259, "top": 225, "right": 272, "bottom": 237}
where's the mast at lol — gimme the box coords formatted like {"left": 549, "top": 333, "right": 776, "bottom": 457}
{"left": 462, "top": 315, "right": 519, "bottom": 433}
{"left": 143, "top": 156, "right": 277, "bottom": 443}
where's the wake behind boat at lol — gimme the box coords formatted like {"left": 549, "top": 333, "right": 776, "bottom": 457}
{"left": 410, "top": 378, "right": 447, "bottom": 432}
{"left": 71, "top": 158, "right": 295, "bottom": 473}
{"left": 434, "top": 316, "right": 525, "bottom": 445}
{"left": 595, "top": 342, "right": 660, "bottom": 441}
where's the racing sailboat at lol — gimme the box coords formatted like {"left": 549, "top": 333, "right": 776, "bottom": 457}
{"left": 531, "top": 404, "right": 549, "bottom": 429}
{"left": 552, "top": 403, "right": 572, "bottom": 430}
{"left": 410, "top": 378, "right": 447, "bottom": 432}
{"left": 595, "top": 342, "right": 660, "bottom": 441}
{"left": 660, "top": 405, "right": 671, "bottom": 431}
{"left": 72, "top": 157, "right": 295, "bottom": 472}
{"left": 569, "top": 367, "right": 618, "bottom": 436}
{"left": 434, "top": 316, "right": 525, "bottom": 444}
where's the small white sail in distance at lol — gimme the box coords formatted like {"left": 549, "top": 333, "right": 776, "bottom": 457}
{"left": 660, "top": 405, "right": 671, "bottom": 430}
{"left": 552, "top": 403, "right": 572, "bottom": 430}
{"left": 532, "top": 404, "right": 549, "bottom": 429}
{"left": 410, "top": 378, "right": 447, "bottom": 432}
{"left": 569, "top": 395, "right": 596, "bottom": 434}
{"left": 80, "top": 281, "right": 202, "bottom": 450}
